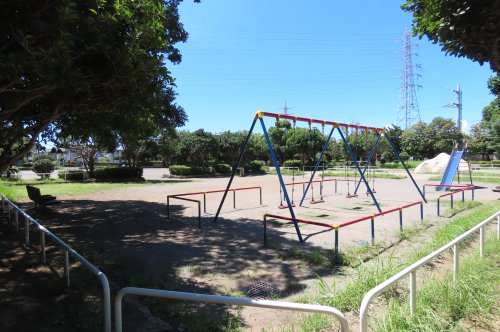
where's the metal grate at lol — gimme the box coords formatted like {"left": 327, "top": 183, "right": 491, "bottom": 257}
{"left": 242, "top": 282, "right": 281, "bottom": 300}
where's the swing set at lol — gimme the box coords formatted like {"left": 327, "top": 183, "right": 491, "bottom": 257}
{"left": 213, "top": 111, "right": 427, "bottom": 243}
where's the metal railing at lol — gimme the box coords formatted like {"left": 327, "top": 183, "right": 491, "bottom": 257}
{"left": 115, "top": 287, "right": 349, "bottom": 332}
{"left": 0, "top": 195, "right": 111, "bottom": 332}
{"left": 359, "top": 210, "right": 500, "bottom": 332}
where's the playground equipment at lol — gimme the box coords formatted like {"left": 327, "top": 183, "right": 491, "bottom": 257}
{"left": 437, "top": 145, "right": 473, "bottom": 191}
{"left": 213, "top": 111, "right": 427, "bottom": 243}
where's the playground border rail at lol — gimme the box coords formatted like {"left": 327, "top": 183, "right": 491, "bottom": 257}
{"left": 435, "top": 185, "right": 475, "bottom": 216}
{"left": 167, "top": 186, "right": 262, "bottom": 226}
{"left": 359, "top": 210, "right": 500, "bottom": 332}
{"left": 0, "top": 195, "right": 112, "bottom": 332}
{"left": 264, "top": 200, "right": 424, "bottom": 254}
{"left": 114, "top": 287, "right": 349, "bottom": 332}
{"left": 422, "top": 183, "right": 474, "bottom": 200}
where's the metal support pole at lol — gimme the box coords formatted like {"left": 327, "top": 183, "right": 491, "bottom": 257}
{"left": 423, "top": 186, "right": 426, "bottom": 200}
{"left": 334, "top": 229, "right": 339, "bottom": 255}
{"left": 203, "top": 194, "right": 207, "bottom": 214}
{"left": 233, "top": 190, "right": 236, "bottom": 209}
{"left": 420, "top": 202, "right": 424, "bottom": 221}
{"left": 300, "top": 127, "right": 335, "bottom": 206}
{"left": 64, "top": 250, "right": 71, "bottom": 287}
{"left": 399, "top": 209, "right": 403, "bottom": 231}
{"left": 263, "top": 215, "right": 267, "bottom": 243}
{"left": 437, "top": 197, "right": 440, "bottom": 217}
{"left": 354, "top": 134, "right": 381, "bottom": 194}
{"left": 450, "top": 194, "right": 454, "bottom": 209}
{"left": 338, "top": 127, "right": 382, "bottom": 212}
{"left": 167, "top": 196, "right": 170, "bottom": 219}
{"left": 260, "top": 117, "right": 303, "bottom": 242}
{"left": 25, "top": 216, "right": 30, "bottom": 245}
{"left": 472, "top": 188, "right": 474, "bottom": 200}
{"left": 385, "top": 134, "right": 427, "bottom": 203}
{"left": 453, "top": 245, "right": 458, "bottom": 283}
{"left": 259, "top": 188, "right": 262, "bottom": 205}
{"left": 15, "top": 210, "right": 19, "bottom": 232}
{"left": 409, "top": 271, "right": 416, "bottom": 316}
{"left": 479, "top": 226, "right": 484, "bottom": 257}
{"left": 197, "top": 202, "right": 201, "bottom": 229}
{"left": 214, "top": 116, "right": 258, "bottom": 223}
{"left": 40, "top": 230, "right": 46, "bottom": 264}
{"left": 370, "top": 215, "right": 375, "bottom": 245}
{"left": 335, "top": 180, "right": 337, "bottom": 193}
{"left": 461, "top": 191, "right": 465, "bottom": 202}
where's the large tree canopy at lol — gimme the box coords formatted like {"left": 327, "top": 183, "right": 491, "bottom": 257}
{"left": 0, "top": 0, "right": 191, "bottom": 172}
{"left": 402, "top": 0, "right": 500, "bottom": 72}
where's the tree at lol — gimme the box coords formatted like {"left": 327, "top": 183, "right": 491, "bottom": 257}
{"left": 468, "top": 122, "right": 492, "bottom": 160}
{"left": 0, "top": 0, "right": 193, "bottom": 173}
{"left": 286, "top": 127, "right": 324, "bottom": 165}
{"left": 402, "top": 0, "right": 500, "bottom": 72}
{"left": 217, "top": 131, "right": 247, "bottom": 165}
{"left": 401, "top": 121, "right": 429, "bottom": 159}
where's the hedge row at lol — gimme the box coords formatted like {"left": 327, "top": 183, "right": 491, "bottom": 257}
{"left": 94, "top": 167, "right": 143, "bottom": 180}
{"left": 169, "top": 161, "right": 266, "bottom": 176}
{"left": 58, "top": 171, "right": 87, "bottom": 181}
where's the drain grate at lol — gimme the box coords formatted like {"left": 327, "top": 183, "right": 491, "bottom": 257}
{"left": 242, "top": 282, "right": 281, "bottom": 300}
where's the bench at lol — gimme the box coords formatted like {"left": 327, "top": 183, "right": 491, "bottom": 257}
{"left": 493, "top": 186, "right": 500, "bottom": 193}
{"left": 26, "top": 185, "right": 61, "bottom": 208}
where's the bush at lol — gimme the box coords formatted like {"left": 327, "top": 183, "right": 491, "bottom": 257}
{"left": 169, "top": 165, "right": 211, "bottom": 176}
{"left": 400, "top": 151, "right": 410, "bottom": 161}
{"left": 249, "top": 160, "right": 265, "bottom": 173}
{"left": 213, "top": 163, "right": 231, "bottom": 174}
{"left": 93, "top": 167, "right": 143, "bottom": 180}
{"left": 58, "top": 170, "right": 87, "bottom": 181}
{"left": 32, "top": 154, "right": 55, "bottom": 162}
{"left": 32, "top": 159, "right": 55, "bottom": 177}
{"left": 283, "top": 159, "right": 301, "bottom": 168}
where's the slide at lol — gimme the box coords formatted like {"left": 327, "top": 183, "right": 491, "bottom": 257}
{"left": 437, "top": 150, "right": 464, "bottom": 191}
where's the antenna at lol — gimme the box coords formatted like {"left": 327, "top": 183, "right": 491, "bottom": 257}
{"left": 397, "top": 27, "right": 422, "bottom": 129}
{"left": 280, "top": 100, "right": 293, "bottom": 115}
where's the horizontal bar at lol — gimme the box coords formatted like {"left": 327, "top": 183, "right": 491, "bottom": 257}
{"left": 170, "top": 186, "right": 262, "bottom": 197}
{"left": 338, "top": 201, "right": 423, "bottom": 228}
{"left": 423, "top": 183, "right": 473, "bottom": 188}
{"left": 260, "top": 111, "right": 383, "bottom": 131}
{"left": 169, "top": 196, "right": 200, "bottom": 204}
{"left": 264, "top": 214, "right": 335, "bottom": 229}
{"left": 439, "top": 187, "right": 473, "bottom": 198}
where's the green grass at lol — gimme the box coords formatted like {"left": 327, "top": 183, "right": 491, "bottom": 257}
{"left": 322, "top": 171, "right": 406, "bottom": 179}
{"left": 379, "top": 161, "right": 420, "bottom": 169}
{"left": 268, "top": 169, "right": 305, "bottom": 176}
{"left": 295, "top": 202, "right": 499, "bottom": 330}
{"left": 444, "top": 200, "right": 482, "bottom": 218}
{"left": 0, "top": 179, "right": 168, "bottom": 201}
{"left": 428, "top": 175, "right": 500, "bottom": 184}
{"left": 376, "top": 237, "right": 500, "bottom": 331}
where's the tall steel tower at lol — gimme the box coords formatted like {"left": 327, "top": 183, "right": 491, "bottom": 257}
{"left": 397, "top": 27, "right": 422, "bottom": 129}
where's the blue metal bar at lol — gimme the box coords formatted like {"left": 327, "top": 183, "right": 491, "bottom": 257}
{"left": 260, "top": 118, "right": 303, "bottom": 242}
{"left": 354, "top": 134, "right": 382, "bottom": 194}
{"left": 300, "top": 126, "right": 335, "bottom": 206}
{"left": 338, "top": 127, "right": 382, "bottom": 212}
{"left": 213, "top": 117, "right": 257, "bottom": 223}
{"left": 384, "top": 134, "right": 428, "bottom": 203}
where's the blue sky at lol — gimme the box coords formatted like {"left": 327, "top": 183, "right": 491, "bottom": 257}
{"left": 170, "top": 0, "right": 496, "bottom": 134}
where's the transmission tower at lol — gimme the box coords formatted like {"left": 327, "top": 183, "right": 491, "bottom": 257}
{"left": 280, "top": 100, "right": 293, "bottom": 115}
{"left": 397, "top": 27, "right": 422, "bottom": 129}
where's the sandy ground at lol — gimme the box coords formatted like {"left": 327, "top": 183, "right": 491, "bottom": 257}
{"left": 2, "top": 169, "right": 499, "bottom": 331}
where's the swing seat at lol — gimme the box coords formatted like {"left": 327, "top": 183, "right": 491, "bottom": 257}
{"left": 310, "top": 198, "right": 324, "bottom": 204}
{"left": 366, "top": 190, "right": 377, "bottom": 195}
{"left": 346, "top": 194, "right": 358, "bottom": 198}
{"left": 278, "top": 203, "right": 296, "bottom": 209}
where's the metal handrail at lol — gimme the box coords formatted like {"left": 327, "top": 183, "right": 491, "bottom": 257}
{"left": 359, "top": 210, "right": 500, "bottom": 332}
{"left": 115, "top": 287, "right": 349, "bottom": 332}
{"left": 1, "top": 195, "right": 111, "bottom": 332}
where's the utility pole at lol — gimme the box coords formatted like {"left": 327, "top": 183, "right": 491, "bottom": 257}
{"left": 280, "top": 100, "right": 293, "bottom": 115}
{"left": 397, "top": 27, "right": 421, "bottom": 129}
{"left": 443, "top": 84, "right": 463, "bottom": 132}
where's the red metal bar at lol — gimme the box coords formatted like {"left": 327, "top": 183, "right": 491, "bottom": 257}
{"left": 440, "top": 187, "right": 471, "bottom": 198}
{"left": 338, "top": 201, "right": 423, "bottom": 228}
{"left": 172, "top": 186, "right": 262, "bottom": 196}
{"left": 264, "top": 214, "right": 334, "bottom": 228}
{"left": 338, "top": 215, "right": 373, "bottom": 228}
{"left": 423, "top": 184, "right": 472, "bottom": 188}
{"left": 284, "top": 179, "right": 353, "bottom": 186}
{"left": 170, "top": 196, "right": 200, "bottom": 203}
{"left": 260, "top": 111, "right": 383, "bottom": 131}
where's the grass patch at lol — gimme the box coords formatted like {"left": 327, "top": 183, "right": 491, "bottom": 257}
{"left": 444, "top": 200, "right": 482, "bottom": 218}
{"left": 428, "top": 175, "right": 500, "bottom": 183}
{"left": 322, "top": 171, "right": 406, "bottom": 179}
{"left": 376, "top": 237, "right": 500, "bottom": 331}
{"left": 268, "top": 169, "right": 305, "bottom": 176}
{"left": 281, "top": 247, "right": 337, "bottom": 268}
{"left": 0, "top": 179, "right": 168, "bottom": 201}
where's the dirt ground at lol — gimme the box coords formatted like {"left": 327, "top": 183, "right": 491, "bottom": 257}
{"left": 1, "top": 170, "right": 499, "bottom": 331}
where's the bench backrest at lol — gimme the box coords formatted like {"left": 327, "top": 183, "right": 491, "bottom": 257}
{"left": 26, "top": 185, "right": 42, "bottom": 201}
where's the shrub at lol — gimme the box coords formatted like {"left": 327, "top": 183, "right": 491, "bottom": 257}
{"left": 249, "top": 160, "right": 265, "bottom": 173}
{"left": 283, "top": 159, "right": 301, "bottom": 168}
{"left": 32, "top": 154, "right": 55, "bottom": 162}
{"left": 214, "top": 163, "right": 231, "bottom": 174}
{"left": 400, "top": 151, "right": 410, "bottom": 161}
{"left": 93, "top": 167, "right": 143, "bottom": 180}
{"left": 169, "top": 165, "right": 211, "bottom": 176}
{"left": 58, "top": 170, "right": 87, "bottom": 181}
{"left": 32, "top": 159, "right": 55, "bottom": 178}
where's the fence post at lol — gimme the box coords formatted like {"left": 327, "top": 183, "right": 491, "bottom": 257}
{"left": 64, "top": 250, "right": 71, "bottom": 288}
{"left": 461, "top": 190, "right": 465, "bottom": 202}
{"left": 437, "top": 196, "right": 440, "bottom": 216}
{"left": 233, "top": 190, "right": 236, "bottom": 209}
{"left": 334, "top": 228, "right": 339, "bottom": 255}
{"left": 399, "top": 209, "right": 403, "bottom": 231}
{"left": 453, "top": 245, "right": 458, "bottom": 283}
{"left": 370, "top": 215, "right": 375, "bottom": 245}
{"left": 25, "top": 216, "right": 30, "bottom": 245}
{"left": 15, "top": 210, "right": 19, "bottom": 232}
{"left": 259, "top": 188, "right": 262, "bottom": 205}
{"left": 334, "top": 180, "right": 337, "bottom": 194}
{"left": 263, "top": 215, "right": 267, "bottom": 243}
{"left": 203, "top": 193, "right": 207, "bottom": 214}
{"left": 420, "top": 201, "right": 424, "bottom": 222}
{"left": 409, "top": 270, "right": 416, "bottom": 316}
{"left": 479, "top": 226, "right": 484, "bottom": 257}
{"left": 40, "top": 230, "right": 46, "bottom": 264}
{"left": 197, "top": 202, "right": 201, "bottom": 229}
{"left": 472, "top": 188, "right": 474, "bottom": 200}
{"left": 450, "top": 194, "right": 454, "bottom": 209}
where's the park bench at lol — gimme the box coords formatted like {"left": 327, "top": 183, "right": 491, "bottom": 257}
{"left": 26, "top": 185, "right": 61, "bottom": 208}
{"left": 493, "top": 185, "right": 500, "bottom": 193}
